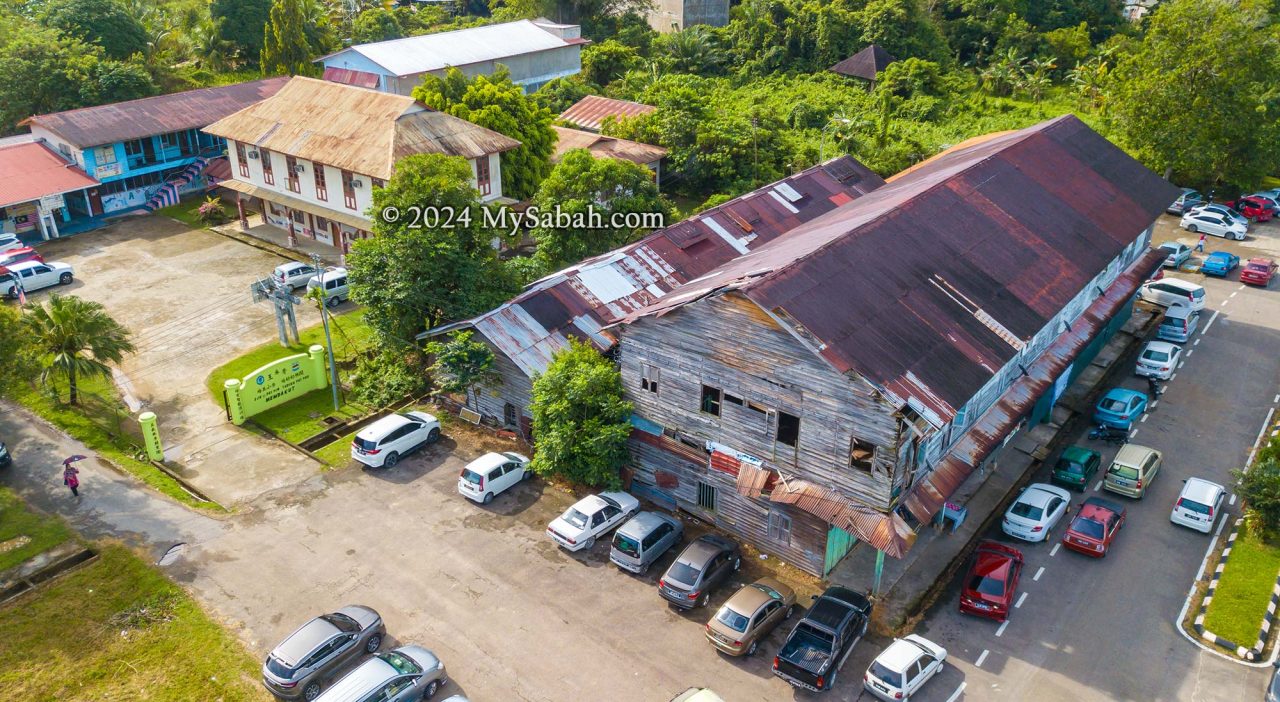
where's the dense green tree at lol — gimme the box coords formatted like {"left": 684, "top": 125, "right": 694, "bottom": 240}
{"left": 1236, "top": 457, "right": 1280, "bottom": 536}
{"left": 857, "top": 0, "right": 951, "bottom": 63}
{"left": 1042, "top": 21, "right": 1092, "bottom": 70}
{"left": 260, "top": 0, "right": 315, "bottom": 75}
{"left": 352, "top": 7, "right": 403, "bottom": 43}
{"left": 42, "top": 0, "right": 148, "bottom": 60}
{"left": 414, "top": 67, "right": 556, "bottom": 199}
{"left": 0, "top": 305, "right": 38, "bottom": 396}
{"left": 530, "top": 149, "right": 673, "bottom": 269}
{"left": 581, "top": 39, "right": 639, "bottom": 86}
{"left": 347, "top": 154, "right": 512, "bottom": 344}
{"left": 424, "top": 330, "right": 499, "bottom": 410}
{"left": 21, "top": 294, "right": 135, "bottom": 405}
{"left": 533, "top": 76, "right": 592, "bottom": 113}
{"left": 529, "top": 338, "right": 632, "bottom": 489}
{"left": 653, "top": 25, "right": 729, "bottom": 75}
{"left": 83, "top": 58, "right": 156, "bottom": 104}
{"left": 1106, "top": 0, "right": 1280, "bottom": 189}
{"left": 211, "top": 0, "right": 272, "bottom": 63}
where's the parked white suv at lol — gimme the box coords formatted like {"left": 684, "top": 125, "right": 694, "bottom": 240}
{"left": 1171, "top": 477, "right": 1226, "bottom": 534}
{"left": 458, "top": 452, "right": 531, "bottom": 504}
{"left": 351, "top": 411, "right": 441, "bottom": 468}
{"left": 0, "top": 260, "right": 74, "bottom": 299}
{"left": 1138, "top": 277, "right": 1206, "bottom": 311}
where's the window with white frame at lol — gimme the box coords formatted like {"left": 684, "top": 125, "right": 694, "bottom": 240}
{"left": 640, "top": 363, "right": 659, "bottom": 394}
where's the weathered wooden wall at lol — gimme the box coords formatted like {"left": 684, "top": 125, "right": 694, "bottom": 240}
{"left": 472, "top": 331, "right": 533, "bottom": 428}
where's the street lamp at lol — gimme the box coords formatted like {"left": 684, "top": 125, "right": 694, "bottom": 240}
{"left": 819, "top": 117, "right": 853, "bottom": 163}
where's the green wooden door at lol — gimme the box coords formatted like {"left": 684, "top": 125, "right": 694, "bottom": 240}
{"left": 824, "top": 526, "right": 857, "bottom": 575}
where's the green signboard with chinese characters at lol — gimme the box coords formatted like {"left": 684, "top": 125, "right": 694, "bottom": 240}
{"left": 223, "top": 345, "right": 327, "bottom": 425}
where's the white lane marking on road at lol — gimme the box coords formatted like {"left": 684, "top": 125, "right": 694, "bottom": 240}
{"left": 1238, "top": 284, "right": 1246, "bottom": 290}
{"left": 1221, "top": 298, "right": 1229, "bottom": 306}
{"left": 1246, "top": 407, "right": 1278, "bottom": 472}
{"left": 1015, "top": 592, "right": 1028, "bottom": 609}
{"left": 1274, "top": 393, "right": 1279, "bottom": 404}
{"left": 1186, "top": 349, "right": 1194, "bottom": 357}
{"left": 975, "top": 650, "right": 989, "bottom": 668}
{"left": 1152, "top": 400, "right": 1160, "bottom": 409}
{"left": 1230, "top": 291, "right": 1238, "bottom": 298}
{"left": 1171, "top": 373, "right": 1178, "bottom": 381}
{"left": 1202, "top": 309, "right": 1221, "bottom": 334}
{"left": 1130, "top": 428, "right": 1140, "bottom": 439}
{"left": 1178, "top": 361, "right": 1185, "bottom": 369}
{"left": 1141, "top": 415, "right": 1149, "bottom": 423}
{"left": 945, "top": 682, "right": 968, "bottom": 702}
{"left": 1230, "top": 493, "right": 1237, "bottom": 506}
{"left": 1194, "top": 338, "right": 1201, "bottom": 346}
{"left": 996, "top": 620, "right": 1010, "bottom": 637}
{"left": 1093, "top": 480, "right": 1103, "bottom": 492}
{"left": 1034, "top": 566, "right": 1045, "bottom": 581}
{"left": 1051, "top": 543, "right": 1062, "bottom": 557}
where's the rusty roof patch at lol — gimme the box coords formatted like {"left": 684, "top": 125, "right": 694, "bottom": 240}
{"left": 559, "top": 96, "right": 657, "bottom": 132}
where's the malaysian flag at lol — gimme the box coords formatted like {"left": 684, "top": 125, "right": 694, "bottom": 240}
{"left": 15, "top": 279, "right": 26, "bottom": 306}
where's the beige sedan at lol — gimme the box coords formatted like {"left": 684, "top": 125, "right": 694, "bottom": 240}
{"left": 705, "top": 577, "right": 797, "bottom": 656}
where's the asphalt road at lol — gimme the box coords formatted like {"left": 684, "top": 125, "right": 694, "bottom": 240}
{"left": 895, "top": 217, "right": 1280, "bottom": 702}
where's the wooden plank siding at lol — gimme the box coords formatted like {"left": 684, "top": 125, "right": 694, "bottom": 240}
{"left": 471, "top": 331, "right": 533, "bottom": 428}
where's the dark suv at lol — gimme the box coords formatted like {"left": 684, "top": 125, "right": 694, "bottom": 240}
{"left": 773, "top": 587, "right": 873, "bottom": 692}
{"left": 658, "top": 534, "right": 741, "bottom": 609}
{"left": 263, "top": 605, "right": 385, "bottom": 700}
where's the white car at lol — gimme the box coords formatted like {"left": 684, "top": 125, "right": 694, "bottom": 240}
{"left": 272, "top": 261, "right": 319, "bottom": 290}
{"left": 350, "top": 410, "right": 441, "bottom": 468}
{"left": 1002, "top": 483, "right": 1071, "bottom": 542}
{"left": 1171, "top": 477, "right": 1226, "bottom": 534}
{"left": 1138, "top": 277, "right": 1205, "bottom": 311}
{"left": 1181, "top": 211, "right": 1247, "bottom": 241}
{"left": 864, "top": 635, "right": 947, "bottom": 701}
{"left": 1159, "top": 242, "right": 1191, "bottom": 269}
{"left": 1188, "top": 203, "right": 1248, "bottom": 226}
{"left": 1135, "top": 341, "right": 1181, "bottom": 380}
{"left": 458, "top": 451, "right": 531, "bottom": 504}
{"left": 547, "top": 492, "right": 640, "bottom": 551}
{"left": 0, "top": 234, "right": 24, "bottom": 253}
{"left": 0, "top": 260, "right": 74, "bottom": 299}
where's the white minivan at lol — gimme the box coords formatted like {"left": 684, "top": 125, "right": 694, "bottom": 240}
{"left": 457, "top": 452, "right": 531, "bottom": 504}
{"left": 0, "top": 260, "right": 74, "bottom": 299}
{"left": 1138, "top": 277, "right": 1206, "bottom": 311}
{"left": 307, "top": 267, "right": 349, "bottom": 307}
{"left": 1171, "top": 477, "right": 1226, "bottom": 533}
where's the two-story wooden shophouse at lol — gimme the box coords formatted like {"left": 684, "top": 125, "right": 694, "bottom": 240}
{"left": 614, "top": 116, "right": 1180, "bottom": 577}
{"left": 203, "top": 77, "right": 519, "bottom": 255}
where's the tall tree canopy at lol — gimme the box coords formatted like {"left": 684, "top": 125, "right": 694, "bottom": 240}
{"left": 41, "top": 0, "right": 148, "bottom": 60}
{"left": 347, "top": 154, "right": 514, "bottom": 344}
{"left": 413, "top": 67, "right": 556, "bottom": 199}
{"left": 21, "top": 294, "right": 135, "bottom": 405}
{"left": 1106, "top": 0, "right": 1280, "bottom": 190}
{"left": 260, "top": 0, "right": 315, "bottom": 76}
{"left": 530, "top": 149, "right": 673, "bottom": 271}
{"left": 529, "top": 338, "right": 632, "bottom": 489}
{"left": 211, "top": 0, "right": 272, "bottom": 64}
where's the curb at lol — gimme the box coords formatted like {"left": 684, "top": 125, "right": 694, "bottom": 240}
{"left": 1193, "top": 518, "right": 1279, "bottom": 661}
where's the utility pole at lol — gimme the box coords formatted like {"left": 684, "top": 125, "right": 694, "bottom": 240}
{"left": 312, "top": 253, "right": 341, "bottom": 412}
{"left": 252, "top": 278, "right": 301, "bottom": 347}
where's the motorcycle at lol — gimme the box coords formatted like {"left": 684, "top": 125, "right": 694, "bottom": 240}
{"left": 0, "top": 441, "right": 10, "bottom": 468}
{"left": 1088, "top": 424, "right": 1129, "bottom": 445}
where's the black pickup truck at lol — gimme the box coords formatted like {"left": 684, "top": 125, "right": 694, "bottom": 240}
{"left": 772, "top": 586, "right": 872, "bottom": 692}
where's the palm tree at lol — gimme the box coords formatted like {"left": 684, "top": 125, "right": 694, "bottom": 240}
{"left": 20, "top": 294, "right": 135, "bottom": 405}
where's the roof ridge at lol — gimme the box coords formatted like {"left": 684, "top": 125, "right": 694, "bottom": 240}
{"left": 23, "top": 77, "right": 288, "bottom": 123}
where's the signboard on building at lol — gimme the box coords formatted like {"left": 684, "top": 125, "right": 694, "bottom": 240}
{"left": 95, "top": 162, "right": 123, "bottom": 179}
{"left": 222, "top": 346, "right": 328, "bottom": 424}
{"left": 38, "top": 193, "right": 65, "bottom": 213}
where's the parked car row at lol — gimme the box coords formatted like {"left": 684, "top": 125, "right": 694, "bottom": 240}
{"left": 1167, "top": 187, "right": 1280, "bottom": 223}
{"left": 272, "top": 262, "right": 350, "bottom": 307}
{"left": 0, "top": 259, "right": 75, "bottom": 299}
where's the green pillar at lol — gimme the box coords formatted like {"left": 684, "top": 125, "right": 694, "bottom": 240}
{"left": 307, "top": 344, "right": 328, "bottom": 393}
{"left": 138, "top": 411, "right": 164, "bottom": 462}
{"left": 873, "top": 549, "right": 885, "bottom": 595}
{"left": 224, "top": 378, "right": 246, "bottom": 426}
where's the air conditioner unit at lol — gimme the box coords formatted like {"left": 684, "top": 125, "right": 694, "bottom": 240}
{"left": 247, "top": 150, "right": 260, "bottom": 159}
{"left": 293, "top": 164, "right": 305, "bottom": 174}
{"left": 349, "top": 179, "right": 363, "bottom": 189}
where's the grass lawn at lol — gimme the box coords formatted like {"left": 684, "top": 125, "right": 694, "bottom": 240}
{"left": 1202, "top": 529, "right": 1280, "bottom": 647}
{"left": 313, "top": 429, "right": 359, "bottom": 469}
{"left": 152, "top": 199, "right": 212, "bottom": 229}
{"left": 0, "top": 487, "right": 74, "bottom": 573}
{"left": 11, "top": 377, "right": 216, "bottom": 511}
{"left": 0, "top": 543, "right": 269, "bottom": 701}
{"left": 205, "top": 308, "right": 376, "bottom": 443}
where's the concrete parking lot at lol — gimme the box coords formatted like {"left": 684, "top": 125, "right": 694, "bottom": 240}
{"left": 34, "top": 215, "right": 324, "bottom": 505}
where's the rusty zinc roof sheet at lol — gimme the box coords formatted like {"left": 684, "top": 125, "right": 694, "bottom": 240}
{"left": 22, "top": 78, "right": 289, "bottom": 149}
{"left": 623, "top": 115, "right": 1181, "bottom": 423}
{"left": 322, "top": 67, "right": 381, "bottom": 89}
{"left": 552, "top": 126, "right": 667, "bottom": 166}
{"left": 419, "top": 156, "right": 887, "bottom": 375}
{"left": 559, "top": 96, "right": 657, "bottom": 132}
{"left": 769, "top": 477, "right": 913, "bottom": 557}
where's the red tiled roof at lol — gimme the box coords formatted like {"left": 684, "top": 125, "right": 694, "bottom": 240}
{"left": 559, "top": 96, "right": 656, "bottom": 132}
{"left": 21, "top": 78, "right": 290, "bottom": 149}
{"left": 0, "top": 142, "right": 98, "bottom": 208}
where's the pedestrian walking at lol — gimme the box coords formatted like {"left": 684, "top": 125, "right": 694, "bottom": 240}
{"left": 1195, "top": 233, "right": 1206, "bottom": 252}
{"left": 63, "top": 464, "right": 80, "bottom": 497}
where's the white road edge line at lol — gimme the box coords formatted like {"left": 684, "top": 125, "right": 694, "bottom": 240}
{"left": 1247, "top": 407, "right": 1278, "bottom": 472}
{"left": 1050, "top": 543, "right": 1062, "bottom": 557}
{"left": 1015, "top": 592, "right": 1028, "bottom": 609}
{"left": 1274, "top": 393, "right": 1279, "bottom": 404}
{"left": 1171, "top": 373, "right": 1178, "bottom": 381}
{"left": 1230, "top": 493, "right": 1237, "bottom": 506}
{"left": 1186, "top": 349, "right": 1194, "bottom": 357}
{"left": 1092, "top": 480, "right": 1103, "bottom": 492}
{"left": 975, "top": 650, "right": 989, "bottom": 668}
{"left": 1141, "top": 415, "right": 1149, "bottom": 423}
{"left": 1174, "top": 515, "right": 1274, "bottom": 667}
{"left": 1194, "top": 338, "right": 1201, "bottom": 346}
{"left": 1238, "top": 284, "right": 1246, "bottom": 290}
{"left": 945, "top": 682, "right": 967, "bottom": 702}
{"left": 1202, "top": 309, "right": 1221, "bottom": 334}
{"left": 1130, "top": 428, "right": 1140, "bottom": 439}
{"left": 1230, "top": 291, "right": 1238, "bottom": 298}
{"left": 996, "top": 620, "right": 1010, "bottom": 637}
{"left": 1178, "top": 361, "right": 1185, "bottom": 369}
{"left": 1034, "top": 566, "right": 1045, "bottom": 581}
{"left": 1221, "top": 298, "right": 1229, "bottom": 307}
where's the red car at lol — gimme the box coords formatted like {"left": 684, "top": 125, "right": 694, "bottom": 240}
{"left": 1241, "top": 257, "right": 1277, "bottom": 287}
{"left": 959, "top": 540, "right": 1024, "bottom": 622}
{"left": 1225, "top": 196, "right": 1276, "bottom": 222}
{"left": 1061, "top": 497, "right": 1126, "bottom": 558}
{"left": 0, "top": 246, "right": 43, "bottom": 268}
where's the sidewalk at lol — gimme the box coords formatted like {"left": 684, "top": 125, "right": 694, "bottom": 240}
{"left": 832, "top": 304, "right": 1161, "bottom": 633}
{"left": 212, "top": 215, "right": 345, "bottom": 267}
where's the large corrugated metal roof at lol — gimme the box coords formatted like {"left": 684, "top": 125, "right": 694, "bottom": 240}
{"left": 623, "top": 115, "right": 1181, "bottom": 422}
{"left": 552, "top": 126, "right": 667, "bottom": 165}
{"left": 0, "top": 142, "right": 98, "bottom": 208}
{"left": 21, "top": 78, "right": 289, "bottom": 149}
{"left": 419, "top": 156, "right": 887, "bottom": 374}
{"left": 559, "top": 96, "right": 656, "bottom": 132}
{"left": 319, "top": 20, "right": 586, "bottom": 78}
{"left": 204, "top": 77, "right": 519, "bottom": 179}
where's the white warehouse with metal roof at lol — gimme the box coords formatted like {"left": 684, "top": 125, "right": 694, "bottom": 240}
{"left": 317, "top": 19, "right": 588, "bottom": 95}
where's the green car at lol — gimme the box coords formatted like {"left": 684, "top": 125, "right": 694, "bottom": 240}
{"left": 1051, "top": 446, "right": 1101, "bottom": 492}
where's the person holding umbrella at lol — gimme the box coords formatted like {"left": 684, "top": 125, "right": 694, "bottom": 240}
{"left": 62, "top": 455, "right": 85, "bottom": 498}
